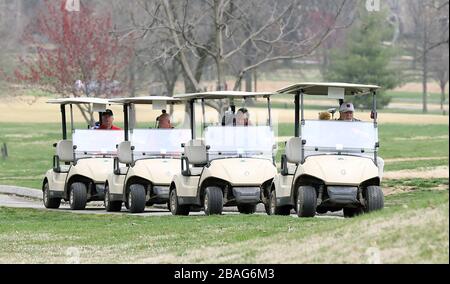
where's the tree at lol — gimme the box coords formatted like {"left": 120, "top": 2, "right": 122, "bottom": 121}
{"left": 430, "top": 45, "right": 449, "bottom": 112}
{"left": 160, "top": 0, "right": 352, "bottom": 92}
{"left": 407, "top": 0, "right": 449, "bottom": 113}
{"left": 324, "top": 9, "right": 401, "bottom": 109}
{"left": 8, "top": 0, "right": 133, "bottom": 124}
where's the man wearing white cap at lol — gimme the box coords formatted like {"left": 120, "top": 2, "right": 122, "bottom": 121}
{"left": 338, "top": 102, "right": 360, "bottom": 122}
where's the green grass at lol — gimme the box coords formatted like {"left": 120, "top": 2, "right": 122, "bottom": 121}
{"left": 378, "top": 124, "right": 449, "bottom": 159}
{"left": 386, "top": 91, "right": 445, "bottom": 103}
{"left": 0, "top": 123, "right": 448, "bottom": 189}
{"left": 0, "top": 188, "right": 447, "bottom": 263}
{"left": 385, "top": 159, "right": 449, "bottom": 172}
{"left": 383, "top": 178, "right": 449, "bottom": 189}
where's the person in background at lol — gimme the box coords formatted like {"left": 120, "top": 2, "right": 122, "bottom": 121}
{"left": 98, "top": 109, "right": 122, "bottom": 130}
{"left": 157, "top": 110, "right": 173, "bottom": 129}
{"left": 235, "top": 108, "right": 251, "bottom": 126}
{"left": 338, "top": 102, "right": 361, "bottom": 122}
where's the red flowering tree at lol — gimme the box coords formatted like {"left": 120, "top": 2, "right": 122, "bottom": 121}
{"left": 11, "top": 0, "right": 133, "bottom": 123}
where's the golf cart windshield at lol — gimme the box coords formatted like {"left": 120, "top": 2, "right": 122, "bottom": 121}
{"left": 205, "top": 126, "right": 275, "bottom": 161}
{"left": 131, "top": 129, "right": 192, "bottom": 159}
{"left": 302, "top": 120, "right": 378, "bottom": 159}
{"left": 73, "top": 130, "right": 124, "bottom": 158}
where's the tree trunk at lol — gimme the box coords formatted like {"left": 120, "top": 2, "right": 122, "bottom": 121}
{"left": 214, "top": 0, "right": 226, "bottom": 91}
{"left": 441, "top": 81, "right": 447, "bottom": 112}
{"left": 422, "top": 52, "right": 428, "bottom": 114}
{"left": 422, "top": 4, "right": 428, "bottom": 114}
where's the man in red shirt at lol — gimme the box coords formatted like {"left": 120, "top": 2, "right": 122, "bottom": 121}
{"left": 98, "top": 109, "right": 122, "bottom": 130}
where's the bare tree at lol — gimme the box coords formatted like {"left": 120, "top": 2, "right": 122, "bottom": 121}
{"left": 163, "top": 0, "right": 352, "bottom": 91}
{"left": 407, "top": 0, "right": 449, "bottom": 113}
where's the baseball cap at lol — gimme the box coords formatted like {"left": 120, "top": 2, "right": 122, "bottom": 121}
{"left": 102, "top": 109, "right": 114, "bottom": 116}
{"left": 339, "top": 103, "right": 355, "bottom": 113}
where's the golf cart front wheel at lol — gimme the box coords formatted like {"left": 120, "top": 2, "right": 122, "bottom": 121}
{"left": 69, "top": 182, "right": 87, "bottom": 210}
{"left": 296, "top": 186, "right": 317, "bottom": 218}
{"left": 43, "top": 182, "right": 61, "bottom": 209}
{"left": 169, "top": 188, "right": 190, "bottom": 216}
{"left": 364, "top": 186, "right": 384, "bottom": 213}
{"left": 104, "top": 186, "right": 122, "bottom": 212}
{"left": 237, "top": 204, "right": 257, "bottom": 215}
{"left": 268, "top": 190, "right": 291, "bottom": 216}
{"left": 127, "top": 184, "right": 146, "bottom": 213}
{"left": 204, "top": 187, "right": 223, "bottom": 216}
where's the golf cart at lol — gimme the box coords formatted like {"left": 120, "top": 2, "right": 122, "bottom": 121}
{"left": 42, "top": 98, "right": 123, "bottom": 210}
{"left": 169, "top": 91, "right": 278, "bottom": 216}
{"left": 267, "top": 83, "right": 384, "bottom": 218}
{"left": 104, "top": 97, "right": 191, "bottom": 213}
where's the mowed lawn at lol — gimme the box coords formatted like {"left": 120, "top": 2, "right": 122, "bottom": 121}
{"left": 0, "top": 188, "right": 448, "bottom": 264}
{"left": 0, "top": 122, "right": 448, "bottom": 189}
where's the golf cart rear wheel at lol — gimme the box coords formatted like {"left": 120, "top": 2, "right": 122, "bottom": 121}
{"left": 204, "top": 187, "right": 223, "bottom": 216}
{"left": 69, "top": 182, "right": 87, "bottom": 210}
{"left": 169, "top": 188, "right": 190, "bottom": 216}
{"left": 127, "top": 184, "right": 146, "bottom": 213}
{"left": 43, "top": 182, "right": 61, "bottom": 209}
{"left": 237, "top": 204, "right": 257, "bottom": 215}
{"left": 104, "top": 186, "right": 122, "bottom": 212}
{"left": 343, "top": 207, "right": 364, "bottom": 218}
{"left": 364, "top": 186, "right": 384, "bottom": 213}
{"left": 268, "top": 190, "right": 291, "bottom": 216}
{"left": 296, "top": 186, "right": 317, "bottom": 218}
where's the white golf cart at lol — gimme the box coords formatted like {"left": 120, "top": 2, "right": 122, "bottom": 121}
{"left": 42, "top": 98, "right": 123, "bottom": 210}
{"left": 267, "top": 83, "right": 384, "bottom": 218}
{"left": 104, "top": 97, "right": 191, "bottom": 213}
{"left": 169, "top": 91, "right": 278, "bottom": 216}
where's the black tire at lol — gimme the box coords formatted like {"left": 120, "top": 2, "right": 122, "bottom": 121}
{"left": 43, "top": 182, "right": 61, "bottom": 209}
{"left": 237, "top": 204, "right": 257, "bottom": 215}
{"left": 127, "top": 184, "right": 146, "bottom": 213}
{"left": 104, "top": 185, "right": 122, "bottom": 212}
{"left": 296, "top": 186, "right": 317, "bottom": 218}
{"left": 169, "top": 188, "right": 190, "bottom": 216}
{"left": 364, "top": 186, "right": 384, "bottom": 213}
{"left": 268, "top": 190, "right": 291, "bottom": 216}
{"left": 204, "top": 187, "right": 223, "bottom": 216}
{"left": 69, "top": 182, "right": 87, "bottom": 210}
{"left": 343, "top": 207, "right": 364, "bottom": 218}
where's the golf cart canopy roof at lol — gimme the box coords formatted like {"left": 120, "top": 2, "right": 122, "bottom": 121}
{"left": 174, "top": 91, "right": 275, "bottom": 100}
{"left": 277, "top": 83, "right": 381, "bottom": 96}
{"left": 47, "top": 97, "right": 110, "bottom": 105}
{"left": 108, "top": 96, "right": 182, "bottom": 105}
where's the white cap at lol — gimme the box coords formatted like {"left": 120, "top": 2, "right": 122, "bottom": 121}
{"left": 339, "top": 102, "right": 355, "bottom": 113}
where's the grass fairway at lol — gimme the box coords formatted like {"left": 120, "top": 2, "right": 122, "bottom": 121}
{"left": 0, "top": 188, "right": 448, "bottom": 264}
{"left": 0, "top": 123, "right": 448, "bottom": 189}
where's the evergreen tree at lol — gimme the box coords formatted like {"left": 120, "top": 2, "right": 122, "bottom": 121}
{"left": 325, "top": 10, "right": 401, "bottom": 109}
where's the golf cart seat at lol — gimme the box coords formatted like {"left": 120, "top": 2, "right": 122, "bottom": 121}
{"left": 182, "top": 140, "right": 208, "bottom": 176}
{"left": 53, "top": 140, "right": 73, "bottom": 173}
{"left": 284, "top": 137, "right": 302, "bottom": 175}
{"left": 115, "top": 142, "right": 133, "bottom": 175}
{"left": 57, "top": 140, "right": 74, "bottom": 162}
